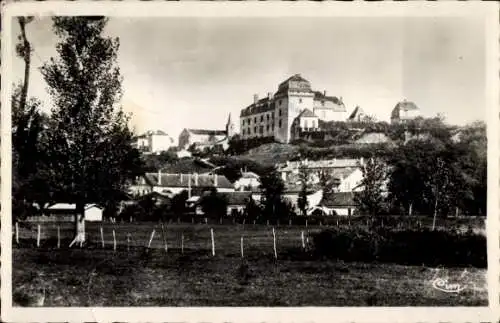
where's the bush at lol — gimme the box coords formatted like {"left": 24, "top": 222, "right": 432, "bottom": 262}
{"left": 312, "top": 227, "right": 486, "bottom": 268}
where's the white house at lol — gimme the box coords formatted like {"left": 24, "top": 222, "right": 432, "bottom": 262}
{"left": 390, "top": 100, "right": 421, "bottom": 124}
{"left": 234, "top": 171, "right": 261, "bottom": 191}
{"left": 312, "top": 192, "right": 357, "bottom": 216}
{"left": 46, "top": 203, "right": 104, "bottom": 222}
{"left": 135, "top": 130, "right": 176, "bottom": 154}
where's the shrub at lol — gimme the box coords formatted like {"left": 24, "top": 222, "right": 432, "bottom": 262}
{"left": 312, "top": 227, "right": 486, "bottom": 268}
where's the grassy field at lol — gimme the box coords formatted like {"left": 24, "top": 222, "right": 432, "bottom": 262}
{"left": 12, "top": 222, "right": 488, "bottom": 307}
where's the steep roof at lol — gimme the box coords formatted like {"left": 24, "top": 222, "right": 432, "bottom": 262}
{"left": 313, "top": 91, "right": 343, "bottom": 105}
{"left": 320, "top": 192, "right": 357, "bottom": 208}
{"left": 240, "top": 97, "right": 275, "bottom": 117}
{"left": 297, "top": 109, "right": 318, "bottom": 118}
{"left": 187, "top": 129, "right": 227, "bottom": 136}
{"left": 276, "top": 74, "right": 313, "bottom": 95}
{"left": 348, "top": 106, "right": 365, "bottom": 120}
{"left": 144, "top": 173, "right": 233, "bottom": 189}
{"left": 391, "top": 100, "right": 419, "bottom": 119}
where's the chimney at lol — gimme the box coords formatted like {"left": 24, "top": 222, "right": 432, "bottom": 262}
{"left": 158, "top": 170, "right": 162, "bottom": 185}
{"left": 323, "top": 90, "right": 326, "bottom": 96}
{"left": 267, "top": 92, "right": 272, "bottom": 100}
{"left": 253, "top": 94, "right": 259, "bottom": 104}
{"left": 214, "top": 174, "right": 218, "bottom": 187}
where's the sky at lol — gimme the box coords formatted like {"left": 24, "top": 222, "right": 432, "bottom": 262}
{"left": 11, "top": 16, "right": 486, "bottom": 141}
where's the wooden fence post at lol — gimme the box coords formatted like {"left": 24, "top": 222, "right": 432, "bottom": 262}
{"left": 220, "top": 217, "right": 222, "bottom": 225}
{"left": 127, "top": 233, "right": 130, "bottom": 252}
{"left": 305, "top": 219, "right": 308, "bottom": 227}
{"left": 161, "top": 223, "right": 168, "bottom": 253}
{"left": 15, "top": 222, "right": 19, "bottom": 245}
{"left": 240, "top": 236, "right": 244, "bottom": 258}
{"left": 148, "top": 229, "right": 156, "bottom": 249}
{"left": 289, "top": 219, "right": 292, "bottom": 227}
{"left": 112, "top": 229, "right": 117, "bottom": 252}
{"left": 336, "top": 219, "right": 339, "bottom": 227}
{"left": 205, "top": 217, "right": 208, "bottom": 224}
{"left": 210, "top": 228, "right": 215, "bottom": 256}
{"left": 181, "top": 233, "right": 184, "bottom": 254}
{"left": 37, "top": 224, "right": 41, "bottom": 248}
{"left": 267, "top": 219, "right": 269, "bottom": 226}
{"left": 57, "top": 226, "right": 61, "bottom": 249}
{"left": 272, "top": 227, "right": 277, "bottom": 260}
{"left": 100, "top": 226, "right": 105, "bottom": 248}
{"left": 301, "top": 231, "right": 305, "bottom": 250}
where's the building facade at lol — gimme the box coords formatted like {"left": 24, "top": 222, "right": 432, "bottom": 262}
{"left": 178, "top": 114, "right": 235, "bottom": 150}
{"left": 134, "top": 130, "right": 175, "bottom": 154}
{"left": 390, "top": 100, "right": 421, "bottom": 124}
{"left": 239, "top": 74, "right": 347, "bottom": 143}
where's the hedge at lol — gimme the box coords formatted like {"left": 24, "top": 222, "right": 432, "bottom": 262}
{"left": 312, "top": 227, "right": 486, "bottom": 268}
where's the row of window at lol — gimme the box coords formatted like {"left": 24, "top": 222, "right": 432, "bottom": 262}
{"left": 242, "top": 120, "right": 283, "bottom": 136}
{"left": 241, "top": 109, "right": 283, "bottom": 126}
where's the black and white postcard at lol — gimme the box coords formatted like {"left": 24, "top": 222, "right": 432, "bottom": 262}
{"left": 1, "top": 1, "right": 499, "bottom": 322}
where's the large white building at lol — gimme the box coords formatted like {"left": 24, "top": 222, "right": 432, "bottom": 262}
{"left": 239, "top": 74, "right": 347, "bottom": 143}
{"left": 134, "top": 130, "right": 175, "bottom": 154}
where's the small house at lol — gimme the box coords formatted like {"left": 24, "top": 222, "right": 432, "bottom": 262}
{"left": 46, "top": 203, "right": 104, "bottom": 222}
{"left": 314, "top": 192, "right": 358, "bottom": 216}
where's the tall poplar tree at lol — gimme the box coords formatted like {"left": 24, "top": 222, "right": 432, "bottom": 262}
{"left": 41, "top": 17, "right": 142, "bottom": 246}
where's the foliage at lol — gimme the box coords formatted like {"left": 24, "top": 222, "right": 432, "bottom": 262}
{"left": 297, "top": 165, "right": 309, "bottom": 216}
{"left": 312, "top": 228, "right": 486, "bottom": 268}
{"left": 259, "top": 168, "right": 294, "bottom": 219}
{"left": 354, "top": 157, "right": 387, "bottom": 216}
{"left": 386, "top": 138, "right": 481, "bottom": 216}
{"left": 171, "top": 190, "right": 189, "bottom": 215}
{"left": 39, "top": 17, "right": 143, "bottom": 241}
{"left": 142, "top": 149, "right": 178, "bottom": 172}
{"left": 199, "top": 189, "right": 228, "bottom": 218}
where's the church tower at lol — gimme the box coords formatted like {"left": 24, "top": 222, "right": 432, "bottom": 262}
{"left": 226, "top": 113, "right": 235, "bottom": 138}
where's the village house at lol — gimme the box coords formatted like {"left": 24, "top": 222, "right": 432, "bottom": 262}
{"left": 128, "top": 172, "right": 234, "bottom": 198}
{"left": 390, "top": 100, "right": 421, "bottom": 124}
{"left": 234, "top": 171, "right": 261, "bottom": 191}
{"left": 134, "top": 130, "right": 176, "bottom": 154}
{"left": 29, "top": 203, "right": 104, "bottom": 222}
{"left": 193, "top": 191, "right": 253, "bottom": 216}
{"left": 178, "top": 114, "right": 235, "bottom": 151}
{"left": 309, "top": 191, "right": 357, "bottom": 216}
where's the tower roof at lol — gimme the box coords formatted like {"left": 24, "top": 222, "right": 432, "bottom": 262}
{"left": 276, "top": 74, "right": 312, "bottom": 94}
{"left": 348, "top": 106, "right": 365, "bottom": 120}
{"left": 297, "top": 108, "right": 318, "bottom": 118}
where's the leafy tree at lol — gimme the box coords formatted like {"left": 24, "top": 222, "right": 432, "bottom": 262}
{"left": 244, "top": 197, "right": 262, "bottom": 219}
{"left": 171, "top": 190, "right": 189, "bottom": 215}
{"left": 297, "top": 165, "right": 310, "bottom": 216}
{"left": 40, "top": 17, "right": 143, "bottom": 246}
{"left": 354, "top": 157, "right": 387, "bottom": 216}
{"left": 200, "top": 189, "right": 228, "bottom": 218}
{"left": 259, "top": 168, "right": 286, "bottom": 220}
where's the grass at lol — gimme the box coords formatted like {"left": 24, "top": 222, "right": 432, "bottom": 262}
{"left": 12, "top": 222, "right": 488, "bottom": 307}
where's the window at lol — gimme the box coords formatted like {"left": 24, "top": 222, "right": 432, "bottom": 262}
{"left": 312, "top": 120, "right": 316, "bottom": 129}
{"left": 299, "top": 98, "right": 302, "bottom": 103}
{"left": 254, "top": 126, "right": 257, "bottom": 133}
{"left": 279, "top": 109, "right": 282, "bottom": 116}
{"left": 254, "top": 117, "right": 257, "bottom": 123}
{"left": 279, "top": 120, "right": 282, "bottom": 128}
{"left": 272, "top": 123, "right": 275, "bottom": 130}
{"left": 260, "top": 115, "right": 264, "bottom": 122}
{"left": 267, "top": 114, "right": 270, "bottom": 121}
{"left": 304, "top": 120, "right": 308, "bottom": 128}
{"left": 266, "top": 125, "right": 269, "bottom": 132}
{"left": 279, "top": 100, "right": 282, "bottom": 105}
{"left": 249, "top": 128, "right": 251, "bottom": 134}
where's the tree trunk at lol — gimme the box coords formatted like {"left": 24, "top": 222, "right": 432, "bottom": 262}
{"left": 69, "top": 203, "right": 85, "bottom": 247}
{"left": 408, "top": 202, "right": 413, "bottom": 216}
{"left": 18, "top": 17, "right": 31, "bottom": 114}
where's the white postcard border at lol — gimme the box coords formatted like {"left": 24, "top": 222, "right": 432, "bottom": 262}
{"left": 1, "top": 1, "right": 499, "bottom": 322}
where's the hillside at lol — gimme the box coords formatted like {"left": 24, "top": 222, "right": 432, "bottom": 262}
{"left": 241, "top": 143, "right": 300, "bottom": 165}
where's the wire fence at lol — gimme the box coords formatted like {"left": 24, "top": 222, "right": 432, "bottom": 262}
{"left": 13, "top": 215, "right": 486, "bottom": 257}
